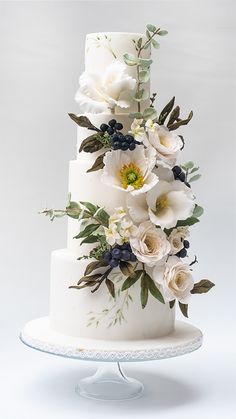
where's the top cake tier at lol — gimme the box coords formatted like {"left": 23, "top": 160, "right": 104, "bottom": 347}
{"left": 82, "top": 32, "right": 151, "bottom": 114}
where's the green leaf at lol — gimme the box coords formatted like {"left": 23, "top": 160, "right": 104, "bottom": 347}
{"left": 105, "top": 278, "right": 115, "bottom": 298}
{"left": 189, "top": 174, "right": 201, "bottom": 183}
{"left": 169, "top": 300, "right": 176, "bottom": 309}
{"left": 146, "top": 29, "right": 151, "bottom": 40}
{"left": 129, "top": 112, "right": 143, "bottom": 119}
{"left": 138, "top": 58, "right": 153, "bottom": 68}
{"left": 143, "top": 40, "right": 151, "bottom": 49}
{"left": 146, "top": 24, "right": 156, "bottom": 32}
{"left": 119, "top": 261, "right": 135, "bottom": 277}
{"left": 181, "top": 161, "right": 194, "bottom": 170}
{"left": 175, "top": 217, "right": 199, "bottom": 228}
{"left": 193, "top": 205, "right": 204, "bottom": 218}
{"left": 68, "top": 114, "right": 99, "bottom": 131}
{"left": 141, "top": 273, "right": 149, "bottom": 309}
{"left": 134, "top": 89, "right": 149, "bottom": 102}
{"left": 146, "top": 273, "right": 165, "bottom": 304}
{"left": 167, "top": 106, "right": 180, "bottom": 126}
{"left": 151, "top": 38, "right": 160, "bottom": 49}
{"left": 79, "top": 134, "right": 104, "bottom": 153}
{"left": 191, "top": 279, "right": 215, "bottom": 294}
{"left": 158, "top": 30, "right": 168, "bottom": 36}
{"left": 86, "top": 153, "right": 105, "bottom": 173}
{"left": 138, "top": 69, "right": 150, "bottom": 83}
{"left": 137, "top": 37, "right": 143, "bottom": 48}
{"left": 179, "top": 302, "right": 188, "bottom": 318}
{"left": 143, "top": 107, "right": 157, "bottom": 120}
{"left": 77, "top": 273, "right": 102, "bottom": 285}
{"left": 74, "top": 224, "right": 100, "bottom": 239}
{"left": 168, "top": 110, "right": 193, "bottom": 131}
{"left": 121, "top": 270, "right": 143, "bottom": 291}
{"left": 80, "top": 201, "right": 98, "bottom": 215}
{"left": 123, "top": 53, "right": 137, "bottom": 66}
{"left": 95, "top": 208, "right": 109, "bottom": 227}
{"left": 158, "top": 96, "right": 175, "bottom": 124}
{"left": 66, "top": 201, "right": 81, "bottom": 219}
{"left": 189, "top": 166, "right": 199, "bottom": 174}
{"left": 80, "top": 235, "right": 99, "bottom": 245}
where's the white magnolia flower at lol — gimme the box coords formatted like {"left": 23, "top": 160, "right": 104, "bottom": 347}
{"left": 168, "top": 227, "right": 190, "bottom": 254}
{"left": 147, "top": 180, "right": 195, "bottom": 229}
{"left": 145, "top": 121, "right": 183, "bottom": 166}
{"left": 104, "top": 208, "right": 138, "bottom": 245}
{"left": 101, "top": 146, "right": 158, "bottom": 195}
{"left": 130, "top": 221, "right": 171, "bottom": 267}
{"left": 75, "top": 60, "right": 136, "bottom": 113}
{"left": 129, "top": 119, "right": 145, "bottom": 140}
{"left": 153, "top": 256, "right": 194, "bottom": 303}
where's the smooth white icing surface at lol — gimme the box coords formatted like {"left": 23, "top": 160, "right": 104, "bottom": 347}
{"left": 50, "top": 249, "right": 175, "bottom": 340}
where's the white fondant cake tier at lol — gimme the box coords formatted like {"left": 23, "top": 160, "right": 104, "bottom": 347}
{"left": 49, "top": 249, "right": 175, "bottom": 341}
{"left": 85, "top": 32, "right": 150, "bottom": 114}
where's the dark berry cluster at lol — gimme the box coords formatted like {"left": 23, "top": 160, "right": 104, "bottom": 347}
{"left": 172, "top": 166, "right": 190, "bottom": 188}
{"left": 100, "top": 119, "right": 123, "bottom": 136}
{"left": 176, "top": 240, "right": 190, "bottom": 258}
{"left": 103, "top": 243, "right": 137, "bottom": 268}
{"left": 111, "top": 132, "right": 140, "bottom": 151}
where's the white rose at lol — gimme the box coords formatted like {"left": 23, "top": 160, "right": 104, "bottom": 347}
{"left": 168, "top": 227, "right": 190, "bottom": 254}
{"left": 130, "top": 221, "right": 171, "bottom": 267}
{"left": 75, "top": 60, "right": 136, "bottom": 113}
{"left": 153, "top": 256, "right": 194, "bottom": 303}
{"left": 146, "top": 122, "right": 183, "bottom": 166}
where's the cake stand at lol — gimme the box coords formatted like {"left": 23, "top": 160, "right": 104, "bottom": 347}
{"left": 20, "top": 316, "right": 203, "bottom": 401}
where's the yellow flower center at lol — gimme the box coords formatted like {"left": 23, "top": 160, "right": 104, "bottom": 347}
{"left": 155, "top": 194, "right": 169, "bottom": 214}
{"left": 119, "top": 163, "right": 144, "bottom": 190}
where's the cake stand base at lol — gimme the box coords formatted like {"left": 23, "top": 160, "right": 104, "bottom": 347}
{"left": 20, "top": 317, "right": 203, "bottom": 401}
{"left": 76, "top": 362, "right": 143, "bottom": 400}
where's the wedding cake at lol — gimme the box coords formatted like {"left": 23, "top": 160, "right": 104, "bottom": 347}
{"left": 43, "top": 25, "right": 214, "bottom": 342}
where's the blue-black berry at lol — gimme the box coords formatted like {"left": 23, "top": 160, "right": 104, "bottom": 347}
{"left": 103, "top": 251, "right": 111, "bottom": 262}
{"left": 129, "top": 142, "right": 136, "bottom": 151}
{"left": 108, "top": 119, "right": 116, "bottom": 127}
{"left": 125, "top": 135, "right": 134, "bottom": 144}
{"left": 107, "top": 126, "right": 114, "bottom": 135}
{"left": 130, "top": 253, "right": 137, "bottom": 262}
{"left": 178, "top": 172, "right": 186, "bottom": 182}
{"left": 172, "top": 166, "right": 182, "bottom": 175}
{"left": 109, "top": 258, "right": 119, "bottom": 268}
{"left": 176, "top": 248, "right": 187, "bottom": 258}
{"left": 112, "top": 248, "right": 121, "bottom": 259}
{"left": 114, "top": 122, "right": 123, "bottom": 131}
{"left": 183, "top": 240, "right": 190, "bottom": 249}
{"left": 100, "top": 123, "right": 109, "bottom": 132}
{"left": 121, "top": 250, "right": 131, "bottom": 261}
{"left": 121, "top": 142, "right": 129, "bottom": 151}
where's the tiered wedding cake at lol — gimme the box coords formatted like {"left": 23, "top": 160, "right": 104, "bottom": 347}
{"left": 44, "top": 26, "right": 214, "bottom": 342}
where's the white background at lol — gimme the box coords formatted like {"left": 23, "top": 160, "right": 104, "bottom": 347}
{"left": 0, "top": 1, "right": 235, "bottom": 418}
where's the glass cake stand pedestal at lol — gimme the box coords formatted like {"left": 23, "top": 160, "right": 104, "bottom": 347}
{"left": 20, "top": 316, "right": 203, "bottom": 401}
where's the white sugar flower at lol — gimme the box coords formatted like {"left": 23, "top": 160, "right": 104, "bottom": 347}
{"left": 130, "top": 221, "right": 171, "bottom": 267}
{"left": 129, "top": 119, "right": 145, "bottom": 140}
{"left": 109, "top": 207, "right": 126, "bottom": 223}
{"left": 145, "top": 119, "right": 156, "bottom": 132}
{"left": 104, "top": 223, "right": 121, "bottom": 246}
{"left": 146, "top": 122, "right": 183, "bottom": 166}
{"left": 147, "top": 180, "right": 195, "bottom": 229}
{"left": 126, "top": 193, "right": 149, "bottom": 223}
{"left": 153, "top": 256, "right": 194, "bottom": 303}
{"left": 105, "top": 208, "right": 138, "bottom": 245}
{"left": 168, "top": 227, "right": 190, "bottom": 254}
{"left": 101, "top": 146, "right": 158, "bottom": 195}
{"left": 75, "top": 60, "right": 136, "bottom": 113}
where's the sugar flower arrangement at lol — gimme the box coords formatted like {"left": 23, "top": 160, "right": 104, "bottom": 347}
{"left": 41, "top": 24, "right": 214, "bottom": 324}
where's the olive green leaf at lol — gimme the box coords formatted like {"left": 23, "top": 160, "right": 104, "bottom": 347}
{"left": 95, "top": 208, "right": 110, "bottom": 227}
{"left": 66, "top": 201, "right": 81, "bottom": 219}
{"left": 158, "top": 96, "right": 175, "bottom": 125}
{"left": 179, "top": 302, "right": 188, "bottom": 318}
{"left": 121, "top": 270, "right": 143, "bottom": 291}
{"left": 74, "top": 224, "right": 100, "bottom": 239}
{"left": 68, "top": 114, "right": 99, "bottom": 131}
{"left": 141, "top": 273, "right": 149, "bottom": 309}
{"left": 145, "top": 273, "right": 165, "bottom": 304}
{"left": 77, "top": 273, "right": 102, "bottom": 285}
{"left": 119, "top": 261, "right": 135, "bottom": 277}
{"left": 80, "top": 201, "right": 98, "bottom": 214}
{"left": 167, "top": 106, "right": 180, "bottom": 126}
{"left": 105, "top": 278, "right": 115, "bottom": 298}
{"left": 169, "top": 300, "right": 176, "bottom": 309}
{"left": 84, "top": 259, "right": 108, "bottom": 276}
{"left": 80, "top": 235, "right": 99, "bottom": 245}
{"left": 86, "top": 153, "right": 105, "bottom": 173}
{"left": 175, "top": 217, "right": 199, "bottom": 228}
{"left": 191, "top": 279, "right": 215, "bottom": 294}
{"left": 189, "top": 174, "right": 201, "bottom": 183}
{"left": 168, "top": 110, "right": 193, "bottom": 131}
{"left": 79, "top": 134, "right": 104, "bottom": 153}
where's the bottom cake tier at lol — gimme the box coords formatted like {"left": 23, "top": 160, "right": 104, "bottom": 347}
{"left": 49, "top": 249, "right": 175, "bottom": 340}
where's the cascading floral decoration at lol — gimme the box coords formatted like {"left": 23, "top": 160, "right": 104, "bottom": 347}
{"left": 41, "top": 23, "right": 214, "bottom": 324}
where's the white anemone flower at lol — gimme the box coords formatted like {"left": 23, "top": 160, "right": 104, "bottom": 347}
{"left": 146, "top": 180, "right": 195, "bottom": 229}
{"left": 145, "top": 121, "right": 183, "bottom": 166}
{"left": 101, "top": 146, "right": 158, "bottom": 195}
{"left": 75, "top": 60, "right": 136, "bottom": 113}
{"left": 152, "top": 256, "right": 194, "bottom": 303}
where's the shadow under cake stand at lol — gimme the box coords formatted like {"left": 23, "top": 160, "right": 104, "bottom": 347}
{"left": 20, "top": 316, "right": 202, "bottom": 401}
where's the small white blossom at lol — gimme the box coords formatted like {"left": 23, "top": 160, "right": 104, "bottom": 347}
{"left": 129, "top": 119, "right": 145, "bottom": 140}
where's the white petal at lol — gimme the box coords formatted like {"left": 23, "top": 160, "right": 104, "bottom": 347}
{"left": 126, "top": 193, "right": 149, "bottom": 223}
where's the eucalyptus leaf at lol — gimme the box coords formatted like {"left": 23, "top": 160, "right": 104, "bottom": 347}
{"left": 139, "top": 69, "right": 150, "bottom": 83}
{"left": 181, "top": 161, "right": 194, "bottom": 170}
{"left": 86, "top": 153, "right": 105, "bottom": 173}
{"left": 191, "top": 279, "right": 215, "bottom": 294}
{"left": 134, "top": 89, "right": 149, "bottom": 102}
{"left": 138, "top": 58, "right": 153, "bottom": 68}
{"left": 189, "top": 174, "right": 201, "bottom": 182}
{"left": 189, "top": 166, "right": 199, "bottom": 174}
{"left": 143, "top": 107, "right": 157, "bottom": 120}
{"left": 121, "top": 270, "right": 143, "bottom": 291}
{"left": 129, "top": 112, "right": 143, "bottom": 119}
{"left": 151, "top": 38, "right": 160, "bottom": 49}
{"left": 137, "top": 37, "right": 143, "bottom": 48}
{"left": 179, "top": 302, "right": 188, "bottom": 318}
{"left": 123, "top": 53, "right": 137, "bottom": 66}
{"left": 74, "top": 223, "right": 100, "bottom": 239}
{"left": 158, "top": 30, "right": 168, "bottom": 36}
{"left": 68, "top": 114, "right": 99, "bottom": 131}
{"left": 146, "top": 24, "right": 156, "bottom": 32}
{"left": 193, "top": 205, "right": 204, "bottom": 218}
{"left": 146, "top": 29, "right": 151, "bottom": 39}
